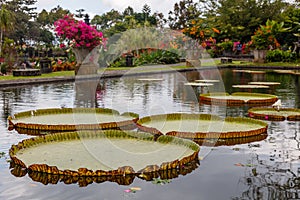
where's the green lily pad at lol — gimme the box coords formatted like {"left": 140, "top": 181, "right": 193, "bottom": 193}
{"left": 200, "top": 92, "right": 278, "bottom": 106}
{"left": 9, "top": 130, "right": 200, "bottom": 180}
{"left": 248, "top": 107, "right": 300, "bottom": 121}
{"left": 232, "top": 85, "right": 269, "bottom": 89}
{"left": 248, "top": 81, "right": 281, "bottom": 86}
{"left": 8, "top": 108, "right": 139, "bottom": 134}
{"left": 137, "top": 113, "right": 268, "bottom": 139}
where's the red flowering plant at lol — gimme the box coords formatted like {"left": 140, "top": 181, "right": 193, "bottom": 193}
{"left": 54, "top": 14, "right": 105, "bottom": 50}
{"left": 251, "top": 19, "right": 287, "bottom": 50}
{"left": 182, "top": 19, "right": 220, "bottom": 48}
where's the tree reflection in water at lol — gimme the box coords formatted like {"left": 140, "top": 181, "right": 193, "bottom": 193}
{"left": 234, "top": 121, "right": 300, "bottom": 200}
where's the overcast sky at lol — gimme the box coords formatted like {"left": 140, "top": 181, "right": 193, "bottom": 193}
{"left": 35, "top": 0, "right": 179, "bottom": 18}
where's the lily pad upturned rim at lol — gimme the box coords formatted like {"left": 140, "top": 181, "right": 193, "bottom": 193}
{"left": 137, "top": 113, "right": 268, "bottom": 139}
{"left": 184, "top": 82, "right": 214, "bottom": 87}
{"left": 248, "top": 107, "right": 300, "bottom": 121}
{"left": 194, "top": 133, "right": 267, "bottom": 146}
{"left": 232, "top": 85, "right": 269, "bottom": 89}
{"left": 8, "top": 108, "right": 139, "bottom": 132}
{"left": 200, "top": 92, "right": 278, "bottom": 106}
{"left": 9, "top": 130, "right": 200, "bottom": 178}
{"left": 248, "top": 81, "right": 281, "bottom": 86}
{"left": 10, "top": 158, "right": 199, "bottom": 187}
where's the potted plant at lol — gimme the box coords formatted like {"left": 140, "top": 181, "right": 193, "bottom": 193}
{"left": 251, "top": 19, "right": 287, "bottom": 62}
{"left": 182, "top": 19, "right": 220, "bottom": 65}
{"left": 217, "top": 39, "right": 234, "bottom": 56}
{"left": 54, "top": 15, "right": 105, "bottom": 75}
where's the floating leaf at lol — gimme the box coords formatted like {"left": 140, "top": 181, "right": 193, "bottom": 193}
{"left": 152, "top": 178, "right": 171, "bottom": 185}
{"left": 234, "top": 163, "right": 244, "bottom": 167}
{"left": 252, "top": 168, "right": 257, "bottom": 176}
{"left": 8, "top": 108, "right": 139, "bottom": 134}
{"left": 137, "top": 113, "right": 268, "bottom": 139}
{"left": 248, "top": 107, "right": 300, "bottom": 121}
{"left": 234, "top": 163, "right": 256, "bottom": 167}
{"left": 245, "top": 164, "right": 256, "bottom": 167}
{"left": 124, "top": 187, "right": 142, "bottom": 193}
{"left": 130, "top": 187, "right": 141, "bottom": 191}
{"left": 0, "top": 152, "right": 5, "bottom": 158}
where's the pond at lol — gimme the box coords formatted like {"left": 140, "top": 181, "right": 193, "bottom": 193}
{"left": 0, "top": 68, "right": 300, "bottom": 200}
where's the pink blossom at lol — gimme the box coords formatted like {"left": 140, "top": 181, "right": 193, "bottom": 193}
{"left": 59, "top": 43, "right": 66, "bottom": 48}
{"left": 54, "top": 14, "right": 105, "bottom": 50}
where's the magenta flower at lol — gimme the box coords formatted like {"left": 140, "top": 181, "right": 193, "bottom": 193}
{"left": 54, "top": 14, "right": 105, "bottom": 50}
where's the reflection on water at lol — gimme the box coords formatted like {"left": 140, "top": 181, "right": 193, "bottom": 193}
{"left": 1, "top": 69, "right": 300, "bottom": 199}
{"left": 10, "top": 160, "right": 199, "bottom": 187}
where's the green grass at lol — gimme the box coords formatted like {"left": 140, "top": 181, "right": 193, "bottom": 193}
{"left": 216, "top": 60, "right": 300, "bottom": 67}
{"left": 0, "top": 71, "right": 74, "bottom": 81}
{"left": 1, "top": 60, "right": 299, "bottom": 82}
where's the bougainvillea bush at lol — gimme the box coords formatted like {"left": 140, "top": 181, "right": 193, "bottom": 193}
{"left": 54, "top": 15, "right": 105, "bottom": 50}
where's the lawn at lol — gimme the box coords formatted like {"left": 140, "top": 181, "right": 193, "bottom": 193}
{"left": 1, "top": 60, "right": 299, "bottom": 82}
{"left": 0, "top": 71, "right": 74, "bottom": 81}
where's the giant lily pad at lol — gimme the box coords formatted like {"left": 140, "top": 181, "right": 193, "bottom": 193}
{"left": 248, "top": 81, "right": 281, "bottom": 86}
{"left": 8, "top": 108, "right": 139, "bottom": 133}
{"left": 248, "top": 107, "right": 300, "bottom": 121}
{"left": 232, "top": 70, "right": 266, "bottom": 74}
{"left": 194, "top": 133, "right": 267, "bottom": 146}
{"left": 195, "top": 79, "right": 220, "bottom": 83}
{"left": 137, "top": 113, "right": 268, "bottom": 139}
{"left": 200, "top": 92, "right": 278, "bottom": 106}
{"left": 184, "top": 82, "right": 214, "bottom": 87}
{"left": 9, "top": 130, "right": 200, "bottom": 181}
{"left": 232, "top": 85, "right": 269, "bottom": 89}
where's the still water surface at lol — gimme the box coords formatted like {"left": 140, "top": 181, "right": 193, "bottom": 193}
{"left": 0, "top": 68, "right": 300, "bottom": 200}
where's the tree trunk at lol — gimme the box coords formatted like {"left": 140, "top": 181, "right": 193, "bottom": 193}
{"left": 0, "top": 30, "right": 3, "bottom": 57}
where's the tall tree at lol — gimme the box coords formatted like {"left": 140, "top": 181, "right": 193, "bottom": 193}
{"left": 6, "top": 0, "right": 38, "bottom": 44}
{"left": 123, "top": 6, "right": 134, "bottom": 16}
{"left": 280, "top": 5, "right": 300, "bottom": 48}
{"left": 168, "top": 0, "right": 201, "bottom": 30}
{"left": 142, "top": 4, "right": 151, "bottom": 21}
{"left": 91, "top": 6, "right": 158, "bottom": 37}
{"left": 153, "top": 12, "right": 167, "bottom": 28}
{"left": 91, "top": 9, "right": 123, "bottom": 31}
{"left": 0, "top": 5, "right": 15, "bottom": 56}
{"left": 36, "top": 6, "right": 69, "bottom": 44}
{"left": 199, "top": 0, "right": 288, "bottom": 42}
{"left": 37, "top": 6, "right": 70, "bottom": 28}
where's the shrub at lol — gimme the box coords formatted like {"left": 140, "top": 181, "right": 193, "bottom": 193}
{"left": 266, "top": 49, "right": 297, "bottom": 62}
{"left": 0, "top": 63, "right": 8, "bottom": 74}
{"left": 217, "top": 40, "right": 233, "bottom": 52}
{"left": 109, "top": 49, "right": 180, "bottom": 67}
{"left": 134, "top": 49, "right": 180, "bottom": 66}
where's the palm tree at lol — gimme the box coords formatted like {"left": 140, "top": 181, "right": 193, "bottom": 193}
{"left": 0, "top": 4, "right": 14, "bottom": 57}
